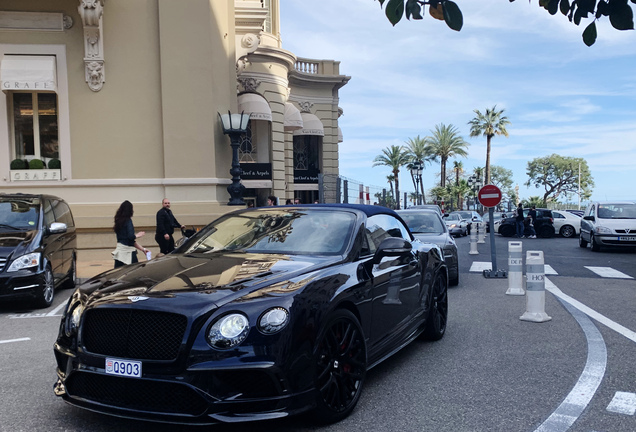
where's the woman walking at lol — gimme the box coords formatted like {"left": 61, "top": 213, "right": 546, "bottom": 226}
{"left": 112, "top": 200, "right": 149, "bottom": 268}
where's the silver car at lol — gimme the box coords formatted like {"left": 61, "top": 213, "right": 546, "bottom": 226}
{"left": 398, "top": 209, "right": 459, "bottom": 286}
{"left": 579, "top": 201, "right": 636, "bottom": 251}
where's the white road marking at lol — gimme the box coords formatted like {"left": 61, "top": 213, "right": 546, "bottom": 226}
{"left": 0, "top": 337, "right": 31, "bottom": 344}
{"left": 534, "top": 281, "right": 607, "bottom": 432}
{"left": 585, "top": 266, "right": 633, "bottom": 279}
{"left": 47, "top": 301, "right": 67, "bottom": 316}
{"left": 545, "top": 278, "right": 636, "bottom": 344}
{"left": 607, "top": 391, "right": 636, "bottom": 415}
{"left": 544, "top": 265, "right": 558, "bottom": 275}
{"left": 9, "top": 313, "right": 62, "bottom": 319}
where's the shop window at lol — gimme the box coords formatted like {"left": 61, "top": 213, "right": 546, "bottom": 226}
{"left": 239, "top": 122, "right": 256, "bottom": 162}
{"left": 293, "top": 135, "right": 321, "bottom": 171}
{"left": 10, "top": 92, "right": 59, "bottom": 162}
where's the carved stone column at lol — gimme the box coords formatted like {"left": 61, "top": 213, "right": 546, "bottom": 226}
{"left": 78, "top": 0, "right": 105, "bottom": 92}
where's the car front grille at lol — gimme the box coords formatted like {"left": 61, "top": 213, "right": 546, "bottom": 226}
{"left": 81, "top": 308, "right": 187, "bottom": 360}
{"left": 615, "top": 229, "right": 636, "bottom": 234}
{"left": 65, "top": 371, "right": 208, "bottom": 416}
{"left": 0, "top": 257, "right": 6, "bottom": 272}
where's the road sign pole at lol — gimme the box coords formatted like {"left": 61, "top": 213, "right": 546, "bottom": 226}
{"left": 478, "top": 185, "right": 507, "bottom": 279}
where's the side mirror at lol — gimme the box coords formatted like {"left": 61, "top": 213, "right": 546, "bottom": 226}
{"left": 442, "top": 214, "right": 449, "bottom": 218}
{"left": 583, "top": 215, "right": 595, "bottom": 221}
{"left": 49, "top": 222, "right": 67, "bottom": 234}
{"left": 373, "top": 237, "right": 412, "bottom": 264}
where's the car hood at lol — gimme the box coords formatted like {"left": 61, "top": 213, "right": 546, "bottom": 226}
{"left": 593, "top": 218, "right": 636, "bottom": 230}
{"left": 412, "top": 233, "right": 453, "bottom": 248}
{"left": 0, "top": 230, "right": 38, "bottom": 258}
{"left": 78, "top": 252, "right": 342, "bottom": 309}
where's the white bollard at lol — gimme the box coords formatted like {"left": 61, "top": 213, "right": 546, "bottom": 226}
{"left": 520, "top": 251, "right": 552, "bottom": 322}
{"left": 469, "top": 225, "right": 479, "bottom": 255}
{"left": 506, "top": 241, "right": 524, "bottom": 295}
{"left": 477, "top": 222, "right": 486, "bottom": 244}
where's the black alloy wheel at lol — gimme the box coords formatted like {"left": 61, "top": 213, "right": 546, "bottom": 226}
{"left": 35, "top": 265, "right": 55, "bottom": 308}
{"left": 313, "top": 309, "right": 367, "bottom": 423}
{"left": 422, "top": 275, "right": 448, "bottom": 341}
{"left": 560, "top": 225, "right": 576, "bottom": 238}
{"left": 579, "top": 235, "right": 588, "bottom": 248}
{"left": 539, "top": 225, "right": 554, "bottom": 238}
{"left": 499, "top": 224, "right": 515, "bottom": 237}
{"left": 449, "top": 263, "right": 459, "bottom": 287}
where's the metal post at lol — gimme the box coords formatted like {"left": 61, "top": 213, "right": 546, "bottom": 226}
{"left": 520, "top": 251, "right": 551, "bottom": 322}
{"left": 483, "top": 207, "right": 507, "bottom": 278}
{"left": 227, "top": 132, "right": 246, "bottom": 205}
{"left": 343, "top": 180, "right": 349, "bottom": 204}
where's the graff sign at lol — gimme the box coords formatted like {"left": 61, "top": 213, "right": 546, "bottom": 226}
{"left": 11, "top": 169, "right": 61, "bottom": 181}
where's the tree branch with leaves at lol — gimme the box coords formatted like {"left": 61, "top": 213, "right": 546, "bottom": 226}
{"left": 525, "top": 154, "right": 594, "bottom": 204}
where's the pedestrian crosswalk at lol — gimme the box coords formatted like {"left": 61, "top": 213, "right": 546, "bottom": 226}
{"left": 469, "top": 262, "right": 634, "bottom": 279}
{"left": 607, "top": 391, "right": 636, "bottom": 415}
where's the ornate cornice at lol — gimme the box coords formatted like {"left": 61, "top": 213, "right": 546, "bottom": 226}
{"left": 78, "top": 0, "right": 105, "bottom": 92}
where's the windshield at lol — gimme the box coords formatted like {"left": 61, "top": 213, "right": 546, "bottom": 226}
{"left": 0, "top": 198, "right": 40, "bottom": 230}
{"left": 399, "top": 212, "right": 445, "bottom": 234}
{"left": 597, "top": 203, "right": 636, "bottom": 219}
{"left": 183, "top": 209, "right": 356, "bottom": 255}
{"left": 445, "top": 214, "right": 461, "bottom": 222}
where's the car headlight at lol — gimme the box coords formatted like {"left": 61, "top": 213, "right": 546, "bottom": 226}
{"left": 7, "top": 252, "right": 40, "bottom": 272}
{"left": 449, "top": 224, "right": 457, "bottom": 228}
{"left": 64, "top": 303, "right": 84, "bottom": 337}
{"left": 258, "top": 307, "right": 289, "bottom": 334}
{"left": 595, "top": 226, "right": 612, "bottom": 234}
{"left": 207, "top": 313, "right": 249, "bottom": 349}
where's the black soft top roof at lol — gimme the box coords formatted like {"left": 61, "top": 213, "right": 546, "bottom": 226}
{"left": 282, "top": 203, "right": 400, "bottom": 218}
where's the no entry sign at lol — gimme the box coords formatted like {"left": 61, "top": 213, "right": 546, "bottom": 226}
{"left": 478, "top": 184, "right": 502, "bottom": 208}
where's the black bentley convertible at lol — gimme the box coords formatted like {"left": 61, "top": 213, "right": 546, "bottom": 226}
{"left": 53, "top": 204, "right": 448, "bottom": 425}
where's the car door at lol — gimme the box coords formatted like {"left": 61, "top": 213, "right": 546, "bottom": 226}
{"left": 366, "top": 214, "right": 421, "bottom": 351}
{"left": 41, "top": 199, "right": 64, "bottom": 280}
{"left": 581, "top": 204, "right": 595, "bottom": 241}
{"left": 52, "top": 199, "right": 76, "bottom": 278}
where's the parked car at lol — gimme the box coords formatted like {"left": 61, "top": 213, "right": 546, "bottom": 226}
{"left": 409, "top": 204, "right": 442, "bottom": 216}
{"left": 565, "top": 209, "right": 585, "bottom": 217}
{"left": 579, "top": 201, "right": 636, "bottom": 251}
{"left": 448, "top": 210, "right": 482, "bottom": 234}
{"left": 54, "top": 204, "right": 448, "bottom": 425}
{"left": 498, "top": 208, "right": 555, "bottom": 238}
{"left": 551, "top": 210, "right": 581, "bottom": 238}
{"left": 443, "top": 212, "right": 468, "bottom": 236}
{"left": 483, "top": 212, "right": 506, "bottom": 233}
{"left": 398, "top": 208, "right": 459, "bottom": 286}
{"left": 0, "top": 193, "right": 76, "bottom": 308}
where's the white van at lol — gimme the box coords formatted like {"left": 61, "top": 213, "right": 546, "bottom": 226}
{"left": 579, "top": 201, "right": 636, "bottom": 251}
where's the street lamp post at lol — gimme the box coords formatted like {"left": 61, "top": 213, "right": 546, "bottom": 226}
{"left": 468, "top": 174, "right": 483, "bottom": 212}
{"left": 218, "top": 111, "right": 250, "bottom": 205}
{"left": 410, "top": 161, "right": 423, "bottom": 206}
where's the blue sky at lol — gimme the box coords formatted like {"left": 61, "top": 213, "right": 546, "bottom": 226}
{"left": 280, "top": 0, "right": 636, "bottom": 205}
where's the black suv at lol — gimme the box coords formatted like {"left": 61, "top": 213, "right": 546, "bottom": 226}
{"left": 0, "top": 194, "right": 76, "bottom": 308}
{"left": 498, "top": 208, "right": 554, "bottom": 238}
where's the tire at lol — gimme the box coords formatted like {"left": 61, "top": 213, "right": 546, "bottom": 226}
{"left": 591, "top": 235, "right": 601, "bottom": 252}
{"left": 312, "top": 309, "right": 367, "bottom": 424}
{"left": 539, "top": 226, "right": 554, "bottom": 238}
{"left": 499, "top": 225, "right": 514, "bottom": 237}
{"left": 422, "top": 275, "right": 448, "bottom": 341}
{"left": 579, "top": 235, "right": 588, "bottom": 248}
{"left": 63, "top": 254, "right": 77, "bottom": 289}
{"left": 560, "top": 225, "right": 575, "bottom": 238}
{"left": 34, "top": 266, "right": 55, "bottom": 309}
{"left": 449, "top": 264, "right": 459, "bottom": 287}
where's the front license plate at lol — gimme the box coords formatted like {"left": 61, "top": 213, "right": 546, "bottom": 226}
{"left": 105, "top": 358, "right": 142, "bottom": 378}
{"left": 618, "top": 236, "right": 636, "bottom": 241}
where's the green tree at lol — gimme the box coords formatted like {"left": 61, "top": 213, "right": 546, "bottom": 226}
{"left": 386, "top": 174, "right": 395, "bottom": 201}
{"left": 522, "top": 196, "right": 546, "bottom": 208}
{"left": 468, "top": 106, "right": 510, "bottom": 185}
{"left": 404, "top": 135, "right": 434, "bottom": 204}
{"left": 375, "top": 0, "right": 634, "bottom": 46}
{"left": 489, "top": 165, "right": 514, "bottom": 191}
{"left": 449, "top": 178, "right": 471, "bottom": 210}
{"left": 374, "top": 146, "right": 409, "bottom": 209}
{"left": 525, "top": 154, "right": 594, "bottom": 204}
{"left": 425, "top": 124, "right": 469, "bottom": 188}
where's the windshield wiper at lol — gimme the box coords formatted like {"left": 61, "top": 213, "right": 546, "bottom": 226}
{"left": 0, "top": 224, "right": 20, "bottom": 230}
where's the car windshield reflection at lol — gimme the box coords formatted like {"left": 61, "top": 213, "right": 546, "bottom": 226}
{"left": 399, "top": 213, "right": 445, "bottom": 234}
{"left": 0, "top": 198, "right": 40, "bottom": 230}
{"left": 184, "top": 209, "right": 356, "bottom": 255}
{"left": 597, "top": 203, "right": 636, "bottom": 219}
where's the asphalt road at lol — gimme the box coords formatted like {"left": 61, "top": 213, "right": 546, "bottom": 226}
{"left": 1, "top": 234, "right": 634, "bottom": 432}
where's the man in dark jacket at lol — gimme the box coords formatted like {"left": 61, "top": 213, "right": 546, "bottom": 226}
{"left": 515, "top": 203, "right": 525, "bottom": 238}
{"left": 155, "top": 198, "right": 184, "bottom": 254}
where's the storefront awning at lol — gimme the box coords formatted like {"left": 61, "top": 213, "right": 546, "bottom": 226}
{"left": 338, "top": 126, "right": 343, "bottom": 143}
{"left": 237, "top": 92, "right": 272, "bottom": 122}
{"left": 293, "top": 113, "right": 324, "bottom": 136}
{"left": 284, "top": 102, "right": 303, "bottom": 131}
{"left": 1, "top": 55, "right": 57, "bottom": 92}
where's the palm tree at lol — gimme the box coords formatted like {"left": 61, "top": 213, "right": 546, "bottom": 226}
{"left": 404, "top": 135, "right": 434, "bottom": 204}
{"left": 425, "top": 124, "right": 469, "bottom": 188}
{"left": 468, "top": 105, "right": 510, "bottom": 185}
{"left": 386, "top": 174, "right": 395, "bottom": 202}
{"left": 374, "top": 146, "right": 408, "bottom": 209}
{"left": 453, "top": 161, "right": 464, "bottom": 207}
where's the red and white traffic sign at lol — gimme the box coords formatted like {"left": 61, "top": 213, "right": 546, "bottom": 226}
{"left": 478, "top": 184, "right": 502, "bottom": 208}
